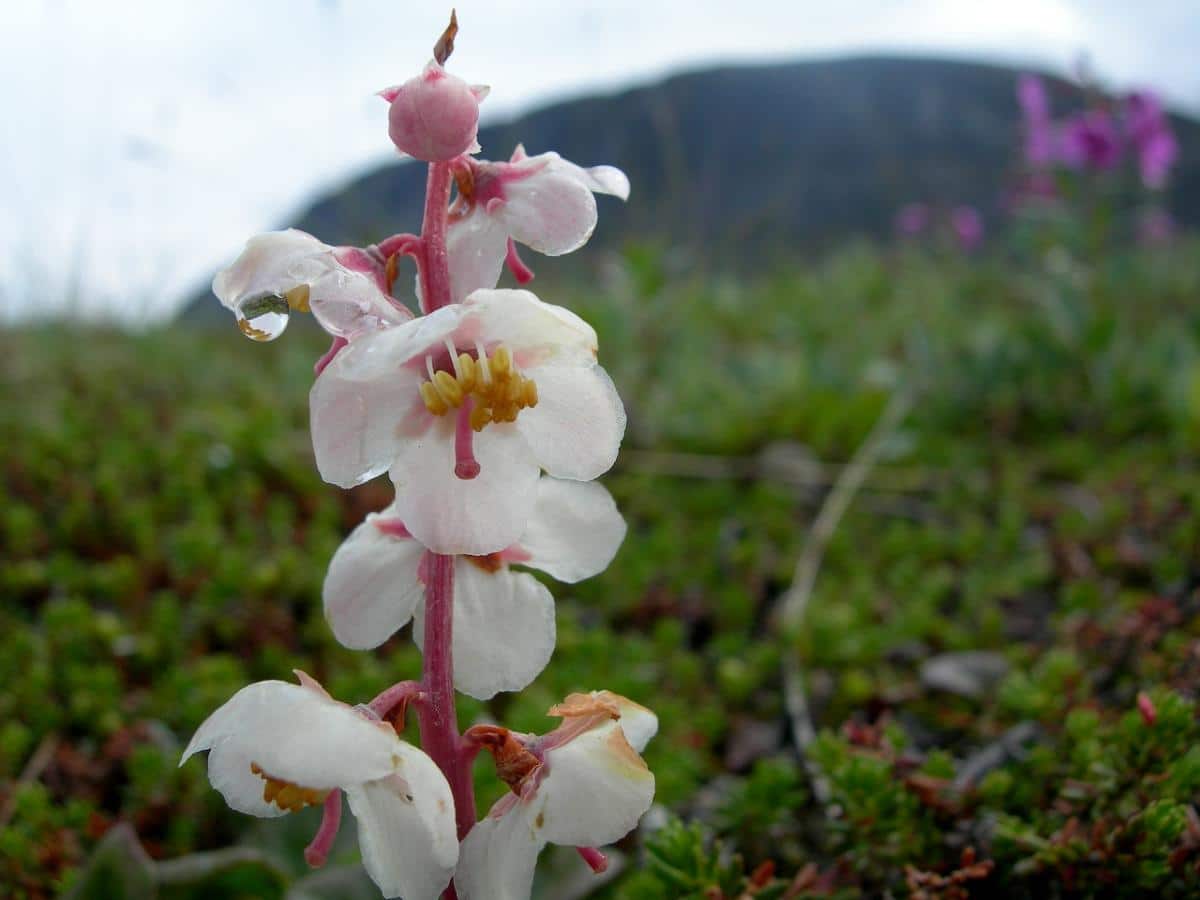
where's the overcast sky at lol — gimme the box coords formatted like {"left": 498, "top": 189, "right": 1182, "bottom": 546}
{"left": 2, "top": 0, "right": 1198, "bottom": 322}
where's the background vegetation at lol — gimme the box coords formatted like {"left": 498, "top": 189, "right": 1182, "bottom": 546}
{"left": 4, "top": 236, "right": 1200, "bottom": 898}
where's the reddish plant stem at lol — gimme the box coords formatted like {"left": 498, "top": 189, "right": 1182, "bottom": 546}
{"left": 368, "top": 679, "right": 424, "bottom": 721}
{"left": 576, "top": 846, "right": 609, "bottom": 874}
{"left": 419, "top": 161, "right": 455, "bottom": 314}
{"left": 304, "top": 790, "right": 343, "bottom": 868}
{"left": 417, "top": 553, "right": 477, "bottom": 842}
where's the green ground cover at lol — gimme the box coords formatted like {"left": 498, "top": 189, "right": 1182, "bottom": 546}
{"left": 3, "top": 239, "right": 1200, "bottom": 898}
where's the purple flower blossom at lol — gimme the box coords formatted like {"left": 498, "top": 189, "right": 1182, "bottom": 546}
{"left": 1058, "top": 109, "right": 1122, "bottom": 172}
{"left": 950, "top": 206, "right": 984, "bottom": 251}
{"left": 1017, "top": 74, "right": 1055, "bottom": 167}
{"left": 894, "top": 202, "right": 930, "bottom": 237}
{"left": 1125, "top": 91, "right": 1178, "bottom": 189}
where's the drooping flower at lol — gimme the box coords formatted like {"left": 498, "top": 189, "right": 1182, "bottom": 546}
{"left": 1125, "top": 91, "right": 1178, "bottom": 189}
{"left": 181, "top": 673, "right": 457, "bottom": 900}
{"left": 1058, "top": 109, "right": 1122, "bottom": 172}
{"left": 213, "top": 230, "right": 410, "bottom": 343}
{"left": 1017, "top": 74, "right": 1055, "bottom": 168}
{"left": 323, "top": 477, "right": 626, "bottom": 699}
{"left": 381, "top": 61, "right": 488, "bottom": 162}
{"left": 441, "top": 146, "right": 630, "bottom": 305}
{"left": 309, "top": 287, "right": 626, "bottom": 554}
{"left": 455, "top": 691, "right": 657, "bottom": 899}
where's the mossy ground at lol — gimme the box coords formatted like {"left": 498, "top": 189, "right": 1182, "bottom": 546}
{"left": 3, "top": 239, "right": 1200, "bottom": 898}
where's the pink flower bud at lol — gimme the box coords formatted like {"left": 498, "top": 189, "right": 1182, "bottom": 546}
{"left": 384, "top": 62, "right": 484, "bottom": 162}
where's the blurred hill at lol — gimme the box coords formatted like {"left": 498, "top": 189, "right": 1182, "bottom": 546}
{"left": 182, "top": 55, "right": 1200, "bottom": 322}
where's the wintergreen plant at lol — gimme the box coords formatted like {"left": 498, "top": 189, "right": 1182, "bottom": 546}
{"left": 183, "top": 14, "right": 654, "bottom": 899}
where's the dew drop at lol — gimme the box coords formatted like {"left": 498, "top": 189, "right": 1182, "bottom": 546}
{"left": 235, "top": 291, "right": 290, "bottom": 342}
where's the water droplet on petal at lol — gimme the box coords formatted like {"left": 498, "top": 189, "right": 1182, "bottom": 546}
{"left": 235, "top": 292, "right": 290, "bottom": 342}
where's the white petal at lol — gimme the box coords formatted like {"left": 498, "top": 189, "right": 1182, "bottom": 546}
{"left": 344, "top": 750, "right": 457, "bottom": 900}
{"left": 308, "top": 268, "right": 410, "bottom": 340}
{"left": 564, "top": 162, "right": 631, "bottom": 201}
{"left": 204, "top": 741, "right": 289, "bottom": 818}
{"left": 517, "top": 363, "right": 625, "bottom": 480}
{"left": 212, "top": 230, "right": 329, "bottom": 311}
{"left": 501, "top": 165, "right": 598, "bottom": 256}
{"left": 519, "top": 478, "right": 626, "bottom": 583}
{"left": 414, "top": 561, "right": 555, "bottom": 700}
{"left": 182, "top": 681, "right": 401, "bottom": 790}
{"left": 611, "top": 695, "right": 659, "bottom": 754}
{"left": 323, "top": 513, "right": 424, "bottom": 650}
{"left": 446, "top": 208, "right": 509, "bottom": 305}
{"left": 389, "top": 425, "right": 539, "bottom": 556}
{"left": 464, "top": 289, "right": 598, "bottom": 368}
{"left": 536, "top": 722, "right": 654, "bottom": 847}
{"left": 309, "top": 310, "right": 464, "bottom": 488}
{"left": 455, "top": 804, "right": 543, "bottom": 900}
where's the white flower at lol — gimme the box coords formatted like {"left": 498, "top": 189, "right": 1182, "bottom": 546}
{"left": 213, "top": 230, "right": 410, "bottom": 341}
{"left": 309, "top": 288, "right": 626, "bottom": 555}
{"left": 455, "top": 691, "right": 657, "bottom": 900}
{"left": 323, "top": 477, "right": 626, "bottom": 699}
{"left": 443, "top": 147, "right": 630, "bottom": 305}
{"left": 180, "top": 673, "right": 457, "bottom": 900}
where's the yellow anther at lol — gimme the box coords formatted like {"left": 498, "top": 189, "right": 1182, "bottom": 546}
{"left": 250, "top": 762, "right": 327, "bottom": 813}
{"left": 457, "top": 353, "right": 478, "bottom": 391}
{"left": 433, "top": 370, "right": 464, "bottom": 407}
{"left": 490, "top": 345, "right": 512, "bottom": 376}
{"left": 470, "top": 405, "right": 492, "bottom": 432}
{"left": 284, "top": 284, "right": 311, "bottom": 313}
{"left": 419, "top": 343, "right": 538, "bottom": 428}
{"left": 420, "top": 381, "right": 449, "bottom": 415}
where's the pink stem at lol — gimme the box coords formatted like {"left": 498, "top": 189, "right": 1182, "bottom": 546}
{"left": 417, "top": 553, "right": 477, "bottom": 843}
{"left": 504, "top": 237, "right": 535, "bottom": 284}
{"left": 577, "top": 846, "right": 609, "bottom": 874}
{"left": 454, "top": 399, "right": 481, "bottom": 480}
{"left": 418, "top": 162, "right": 454, "bottom": 314}
{"left": 304, "top": 790, "right": 343, "bottom": 868}
{"left": 376, "top": 232, "right": 423, "bottom": 258}
{"left": 368, "top": 680, "right": 424, "bottom": 720}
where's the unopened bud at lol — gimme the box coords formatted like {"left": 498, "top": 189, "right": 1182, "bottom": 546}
{"left": 385, "top": 62, "right": 484, "bottom": 162}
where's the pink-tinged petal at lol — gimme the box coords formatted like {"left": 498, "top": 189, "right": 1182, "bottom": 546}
{"left": 455, "top": 804, "right": 543, "bottom": 900}
{"left": 344, "top": 750, "right": 458, "bottom": 900}
{"left": 446, "top": 207, "right": 509, "bottom": 304}
{"left": 537, "top": 721, "right": 654, "bottom": 847}
{"left": 464, "top": 289, "right": 598, "bottom": 367}
{"left": 519, "top": 478, "right": 626, "bottom": 583}
{"left": 517, "top": 363, "right": 625, "bottom": 480}
{"left": 181, "top": 680, "right": 400, "bottom": 790}
{"left": 500, "top": 165, "right": 599, "bottom": 256}
{"left": 323, "top": 512, "right": 424, "bottom": 650}
{"left": 212, "top": 229, "right": 329, "bottom": 312}
{"left": 413, "top": 561, "right": 555, "bottom": 700}
{"left": 549, "top": 154, "right": 631, "bottom": 201}
{"left": 309, "top": 311, "right": 464, "bottom": 487}
{"left": 389, "top": 424, "right": 539, "bottom": 555}
{"left": 308, "top": 269, "right": 410, "bottom": 341}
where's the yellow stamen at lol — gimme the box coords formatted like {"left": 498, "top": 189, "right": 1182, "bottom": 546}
{"left": 249, "top": 762, "right": 329, "bottom": 813}
{"left": 433, "top": 370, "right": 464, "bottom": 407}
{"left": 418, "top": 343, "right": 539, "bottom": 431}
{"left": 284, "top": 284, "right": 311, "bottom": 313}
